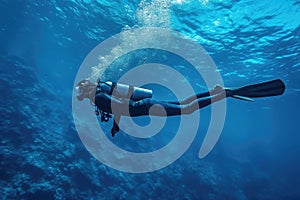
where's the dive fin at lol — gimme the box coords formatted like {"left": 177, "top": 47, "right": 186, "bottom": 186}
{"left": 230, "top": 79, "right": 285, "bottom": 98}
{"left": 232, "top": 95, "right": 254, "bottom": 102}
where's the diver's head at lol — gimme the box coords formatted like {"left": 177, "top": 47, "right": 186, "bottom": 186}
{"left": 75, "top": 79, "right": 97, "bottom": 101}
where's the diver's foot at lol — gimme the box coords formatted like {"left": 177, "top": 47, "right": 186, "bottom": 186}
{"left": 211, "top": 84, "right": 225, "bottom": 95}
{"left": 225, "top": 88, "right": 233, "bottom": 97}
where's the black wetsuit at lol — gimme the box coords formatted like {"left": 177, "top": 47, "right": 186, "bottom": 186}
{"left": 95, "top": 90, "right": 226, "bottom": 117}
{"left": 94, "top": 87, "right": 226, "bottom": 136}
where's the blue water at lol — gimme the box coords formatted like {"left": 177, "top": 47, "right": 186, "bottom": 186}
{"left": 1, "top": 0, "right": 300, "bottom": 199}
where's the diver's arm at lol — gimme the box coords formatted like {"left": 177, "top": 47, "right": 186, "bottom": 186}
{"left": 99, "top": 93, "right": 124, "bottom": 136}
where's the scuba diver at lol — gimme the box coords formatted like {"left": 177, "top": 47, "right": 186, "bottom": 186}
{"left": 76, "top": 79, "right": 285, "bottom": 137}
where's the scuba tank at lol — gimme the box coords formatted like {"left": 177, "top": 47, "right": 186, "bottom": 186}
{"left": 99, "top": 81, "right": 152, "bottom": 101}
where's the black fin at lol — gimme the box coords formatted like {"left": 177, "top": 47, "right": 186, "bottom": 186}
{"left": 231, "top": 79, "right": 285, "bottom": 98}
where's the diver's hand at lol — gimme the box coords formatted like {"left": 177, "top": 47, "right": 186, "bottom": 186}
{"left": 111, "top": 115, "right": 121, "bottom": 137}
{"left": 111, "top": 124, "right": 120, "bottom": 137}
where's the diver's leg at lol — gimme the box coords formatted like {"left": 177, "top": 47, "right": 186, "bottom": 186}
{"left": 164, "top": 91, "right": 211, "bottom": 105}
{"left": 129, "top": 99, "right": 182, "bottom": 116}
{"left": 130, "top": 89, "right": 226, "bottom": 117}
{"left": 165, "top": 88, "right": 224, "bottom": 105}
{"left": 181, "top": 91, "right": 211, "bottom": 104}
{"left": 181, "top": 91, "right": 227, "bottom": 114}
{"left": 147, "top": 92, "right": 226, "bottom": 116}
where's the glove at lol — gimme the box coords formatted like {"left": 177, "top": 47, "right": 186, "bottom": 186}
{"left": 111, "top": 122, "right": 120, "bottom": 137}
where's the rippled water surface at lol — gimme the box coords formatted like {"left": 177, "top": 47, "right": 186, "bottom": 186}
{"left": 1, "top": 0, "right": 300, "bottom": 199}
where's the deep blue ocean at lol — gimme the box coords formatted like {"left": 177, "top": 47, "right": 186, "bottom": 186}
{"left": 1, "top": 0, "right": 300, "bottom": 199}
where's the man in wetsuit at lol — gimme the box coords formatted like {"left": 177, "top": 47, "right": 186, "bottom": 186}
{"left": 76, "top": 79, "right": 230, "bottom": 136}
